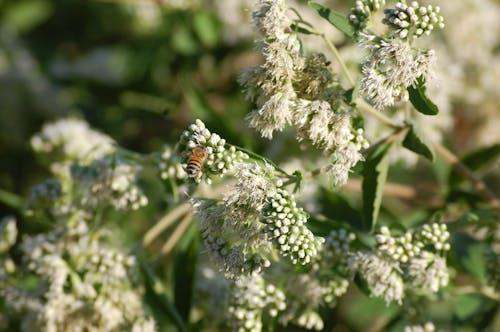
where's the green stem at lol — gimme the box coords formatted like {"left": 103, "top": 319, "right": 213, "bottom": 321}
{"left": 320, "top": 33, "right": 356, "bottom": 88}
{"left": 226, "top": 143, "right": 291, "bottom": 177}
{"left": 356, "top": 98, "right": 401, "bottom": 129}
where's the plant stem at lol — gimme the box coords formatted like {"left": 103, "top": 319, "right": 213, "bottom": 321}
{"left": 356, "top": 98, "right": 401, "bottom": 129}
{"left": 160, "top": 212, "right": 193, "bottom": 257}
{"left": 320, "top": 33, "right": 356, "bottom": 87}
{"left": 143, "top": 202, "right": 191, "bottom": 246}
{"left": 433, "top": 143, "right": 500, "bottom": 210}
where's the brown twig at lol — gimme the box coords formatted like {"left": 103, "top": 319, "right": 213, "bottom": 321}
{"left": 433, "top": 143, "right": 500, "bottom": 210}
{"left": 142, "top": 202, "right": 191, "bottom": 246}
{"left": 159, "top": 212, "right": 193, "bottom": 257}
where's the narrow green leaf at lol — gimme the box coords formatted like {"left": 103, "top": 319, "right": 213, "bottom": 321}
{"left": 319, "top": 188, "right": 363, "bottom": 230}
{"left": 290, "top": 23, "right": 315, "bottom": 35}
{"left": 138, "top": 255, "right": 186, "bottom": 331}
{"left": 0, "top": 189, "right": 24, "bottom": 211}
{"left": 362, "top": 143, "right": 392, "bottom": 231}
{"left": 174, "top": 222, "right": 198, "bottom": 321}
{"left": 407, "top": 76, "right": 439, "bottom": 115}
{"left": 308, "top": 2, "right": 355, "bottom": 38}
{"left": 449, "top": 144, "right": 500, "bottom": 186}
{"left": 402, "top": 121, "right": 435, "bottom": 161}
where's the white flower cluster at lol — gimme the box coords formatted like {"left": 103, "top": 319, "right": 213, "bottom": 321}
{"left": 350, "top": 223, "right": 451, "bottom": 304}
{"left": 404, "top": 322, "right": 436, "bottom": 332}
{"left": 157, "top": 144, "right": 187, "bottom": 180}
{"left": 227, "top": 275, "right": 286, "bottom": 332}
{"left": 407, "top": 250, "right": 448, "bottom": 293}
{"left": 293, "top": 100, "right": 368, "bottom": 186}
{"left": 262, "top": 188, "right": 324, "bottom": 265}
{"left": 485, "top": 249, "right": 500, "bottom": 292}
{"left": 321, "top": 228, "right": 357, "bottom": 275}
{"left": 241, "top": 1, "right": 369, "bottom": 186}
{"left": 349, "top": 0, "right": 387, "bottom": 31}
{"left": 294, "top": 311, "right": 324, "bottom": 331}
{"left": 376, "top": 226, "right": 422, "bottom": 263}
{"left": 31, "top": 118, "right": 115, "bottom": 173}
{"left": 383, "top": 1, "right": 445, "bottom": 39}
{"left": 196, "top": 200, "right": 272, "bottom": 279}
{"left": 240, "top": 0, "right": 302, "bottom": 139}
{"left": 195, "top": 163, "right": 279, "bottom": 278}
{"left": 418, "top": 222, "right": 451, "bottom": 251}
{"left": 195, "top": 162, "right": 326, "bottom": 279}
{"left": 2, "top": 218, "right": 155, "bottom": 332}
{"left": 179, "top": 119, "right": 249, "bottom": 183}
{"left": 71, "top": 157, "right": 148, "bottom": 211}
{"left": 360, "top": 38, "right": 435, "bottom": 110}
{"left": 350, "top": 251, "right": 405, "bottom": 304}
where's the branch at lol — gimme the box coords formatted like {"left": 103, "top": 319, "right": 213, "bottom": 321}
{"left": 142, "top": 202, "right": 191, "bottom": 246}
{"left": 433, "top": 143, "right": 500, "bottom": 210}
{"left": 159, "top": 212, "right": 193, "bottom": 257}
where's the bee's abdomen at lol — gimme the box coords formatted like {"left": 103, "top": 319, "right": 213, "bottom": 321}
{"left": 186, "top": 160, "right": 202, "bottom": 177}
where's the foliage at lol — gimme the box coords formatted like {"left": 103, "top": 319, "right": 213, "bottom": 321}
{"left": 0, "top": 0, "right": 499, "bottom": 331}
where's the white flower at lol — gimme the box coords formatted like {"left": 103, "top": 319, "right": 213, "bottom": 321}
{"left": 360, "top": 38, "right": 435, "bottom": 110}
{"left": 407, "top": 251, "right": 449, "bottom": 293}
{"left": 349, "top": 251, "right": 404, "bottom": 304}
{"left": 383, "top": 1, "right": 445, "bottom": 39}
{"left": 228, "top": 275, "right": 286, "bottom": 332}
{"left": 6, "top": 217, "right": 155, "bottom": 331}
{"left": 31, "top": 118, "right": 115, "bottom": 173}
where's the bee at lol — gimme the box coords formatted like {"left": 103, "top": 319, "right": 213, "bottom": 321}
{"left": 186, "top": 146, "right": 208, "bottom": 179}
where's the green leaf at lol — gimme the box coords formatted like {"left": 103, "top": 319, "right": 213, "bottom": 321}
{"left": 138, "top": 255, "right": 186, "bottom": 331}
{"left": 407, "top": 76, "right": 439, "bottom": 115}
{"left": 449, "top": 144, "right": 500, "bottom": 186}
{"left": 174, "top": 222, "right": 198, "bottom": 321}
{"left": 402, "top": 121, "right": 435, "bottom": 161}
{"left": 319, "top": 188, "right": 363, "bottom": 230}
{"left": 308, "top": 2, "right": 355, "bottom": 38}
{"left": 451, "top": 232, "right": 486, "bottom": 282}
{"left": 193, "top": 10, "right": 220, "bottom": 48}
{"left": 290, "top": 23, "right": 315, "bottom": 35}
{"left": 0, "top": 189, "right": 24, "bottom": 211}
{"left": 454, "top": 295, "right": 484, "bottom": 321}
{"left": 362, "top": 143, "right": 392, "bottom": 231}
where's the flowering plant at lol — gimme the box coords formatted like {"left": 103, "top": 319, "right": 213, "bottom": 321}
{"left": 0, "top": 0, "right": 499, "bottom": 331}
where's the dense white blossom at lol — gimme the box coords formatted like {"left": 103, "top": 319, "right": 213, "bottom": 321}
{"left": 349, "top": 0, "right": 387, "bottom": 31}
{"left": 262, "top": 189, "right": 324, "bottom": 265}
{"left": 349, "top": 251, "right": 405, "bottom": 304}
{"left": 179, "top": 119, "right": 248, "bottom": 183}
{"left": 71, "top": 157, "right": 148, "bottom": 211}
{"left": 2, "top": 217, "right": 155, "bottom": 332}
{"left": 360, "top": 38, "right": 435, "bottom": 110}
{"left": 227, "top": 275, "right": 286, "bottom": 332}
{"left": 240, "top": 0, "right": 302, "bottom": 139}
{"left": 31, "top": 118, "right": 115, "bottom": 173}
{"left": 407, "top": 251, "right": 449, "bottom": 293}
{"left": 293, "top": 100, "right": 368, "bottom": 186}
{"left": 383, "top": 1, "right": 445, "bottom": 39}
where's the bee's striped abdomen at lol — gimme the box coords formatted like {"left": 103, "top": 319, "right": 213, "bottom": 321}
{"left": 186, "top": 146, "right": 207, "bottom": 179}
